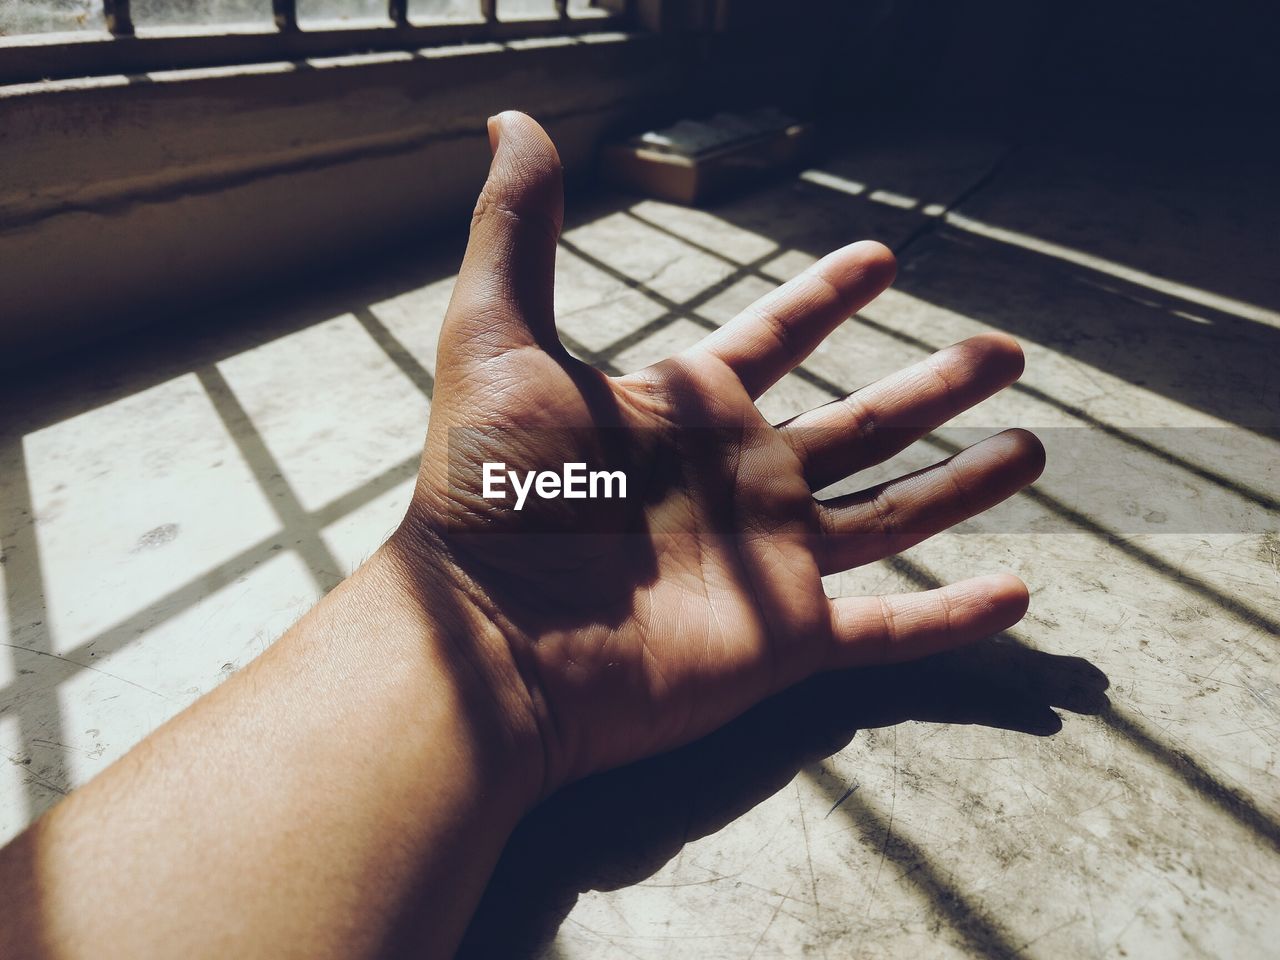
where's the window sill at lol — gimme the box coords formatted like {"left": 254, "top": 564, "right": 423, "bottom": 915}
{"left": 0, "top": 7, "right": 622, "bottom": 85}
{"left": 0, "top": 28, "right": 678, "bottom": 365}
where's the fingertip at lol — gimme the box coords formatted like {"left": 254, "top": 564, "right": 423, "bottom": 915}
{"left": 850, "top": 239, "right": 898, "bottom": 286}
{"left": 976, "top": 571, "right": 1031, "bottom": 624}
{"left": 490, "top": 110, "right": 561, "bottom": 162}
{"left": 978, "top": 427, "right": 1046, "bottom": 487}
{"left": 471, "top": 109, "right": 563, "bottom": 236}
{"left": 1000, "top": 427, "right": 1047, "bottom": 482}
{"left": 816, "top": 239, "right": 896, "bottom": 289}
{"left": 935, "top": 334, "right": 1024, "bottom": 405}
{"left": 454, "top": 110, "right": 566, "bottom": 354}
{"left": 489, "top": 109, "right": 527, "bottom": 131}
{"left": 970, "top": 331, "right": 1025, "bottom": 378}
{"left": 492, "top": 109, "right": 531, "bottom": 127}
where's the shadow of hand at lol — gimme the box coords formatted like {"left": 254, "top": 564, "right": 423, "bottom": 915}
{"left": 458, "top": 641, "right": 1109, "bottom": 958}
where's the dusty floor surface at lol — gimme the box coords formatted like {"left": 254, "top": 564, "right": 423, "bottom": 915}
{"left": 2, "top": 118, "right": 1277, "bottom": 958}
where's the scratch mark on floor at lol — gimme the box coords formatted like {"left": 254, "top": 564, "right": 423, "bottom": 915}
{"left": 1, "top": 746, "right": 68, "bottom": 796}
{"left": 746, "top": 883, "right": 792, "bottom": 960}
{"left": 1107, "top": 897, "right": 1150, "bottom": 956}
{"left": 1, "top": 642, "right": 170, "bottom": 700}
{"left": 21, "top": 769, "right": 68, "bottom": 797}
{"left": 824, "top": 781, "right": 860, "bottom": 818}
{"left": 795, "top": 780, "right": 824, "bottom": 957}
{"left": 866, "top": 727, "right": 898, "bottom": 918}
{"left": 1017, "top": 913, "right": 1086, "bottom": 954}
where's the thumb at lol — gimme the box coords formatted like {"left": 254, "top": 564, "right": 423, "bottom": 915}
{"left": 447, "top": 111, "right": 565, "bottom": 356}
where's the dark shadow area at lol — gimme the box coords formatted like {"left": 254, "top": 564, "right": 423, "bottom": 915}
{"left": 946, "top": 123, "right": 1280, "bottom": 315}
{"left": 457, "top": 640, "right": 1109, "bottom": 958}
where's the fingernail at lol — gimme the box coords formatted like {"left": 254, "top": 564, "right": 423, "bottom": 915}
{"left": 486, "top": 115, "right": 503, "bottom": 156}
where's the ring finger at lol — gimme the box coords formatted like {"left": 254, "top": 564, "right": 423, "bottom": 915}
{"left": 779, "top": 333, "right": 1025, "bottom": 493}
{"left": 816, "top": 428, "right": 1045, "bottom": 575}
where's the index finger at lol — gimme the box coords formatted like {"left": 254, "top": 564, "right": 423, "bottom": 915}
{"left": 682, "top": 240, "right": 896, "bottom": 399}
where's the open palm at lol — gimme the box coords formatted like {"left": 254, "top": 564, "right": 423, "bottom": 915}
{"left": 398, "top": 112, "right": 1044, "bottom": 796}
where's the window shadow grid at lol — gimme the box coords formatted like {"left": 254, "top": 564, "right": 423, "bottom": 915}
{"left": 0, "top": 310, "right": 434, "bottom": 816}
{"left": 556, "top": 235, "right": 782, "bottom": 375}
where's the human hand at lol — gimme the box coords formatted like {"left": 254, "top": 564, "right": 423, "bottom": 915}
{"left": 390, "top": 112, "right": 1044, "bottom": 805}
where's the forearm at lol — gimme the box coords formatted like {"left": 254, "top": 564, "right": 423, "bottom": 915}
{"left": 0, "top": 541, "right": 537, "bottom": 960}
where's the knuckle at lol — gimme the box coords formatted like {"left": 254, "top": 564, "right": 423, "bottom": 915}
{"left": 940, "top": 458, "right": 976, "bottom": 517}
{"left": 876, "top": 595, "right": 898, "bottom": 660}
{"left": 754, "top": 304, "right": 801, "bottom": 365}
{"left": 867, "top": 488, "right": 898, "bottom": 537}
{"left": 838, "top": 390, "right": 878, "bottom": 441}
{"left": 923, "top": 352, "right": 960, "bottom": 405}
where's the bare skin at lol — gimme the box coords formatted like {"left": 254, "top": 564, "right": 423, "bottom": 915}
{"left": 0, "top": 112, "right": 1044, "bottom": 959}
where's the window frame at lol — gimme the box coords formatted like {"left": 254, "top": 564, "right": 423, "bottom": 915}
{"left": 0, "top": 1, "right": 632, "bottom": 86}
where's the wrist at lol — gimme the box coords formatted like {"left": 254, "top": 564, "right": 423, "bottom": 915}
{"left": 368, "top": 526, "right": 548, "bottom": 814}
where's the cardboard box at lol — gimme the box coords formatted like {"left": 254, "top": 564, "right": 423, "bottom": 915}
{"left": 599, "top": 120, "right": 815, "bottom": 206}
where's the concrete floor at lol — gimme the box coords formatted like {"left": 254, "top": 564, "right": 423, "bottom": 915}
{"left": 1, "top": 120, "right": 1277, "bottom": 958}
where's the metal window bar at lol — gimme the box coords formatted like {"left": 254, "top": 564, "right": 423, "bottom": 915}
{"left": 273, "top": 0, "right": 299, "bottom": 33}
{"left": 0, "top": 1, "right": 634, "bottom": 87}
{"left": 102, "top": 0, "right": 134, "bottom": 37}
